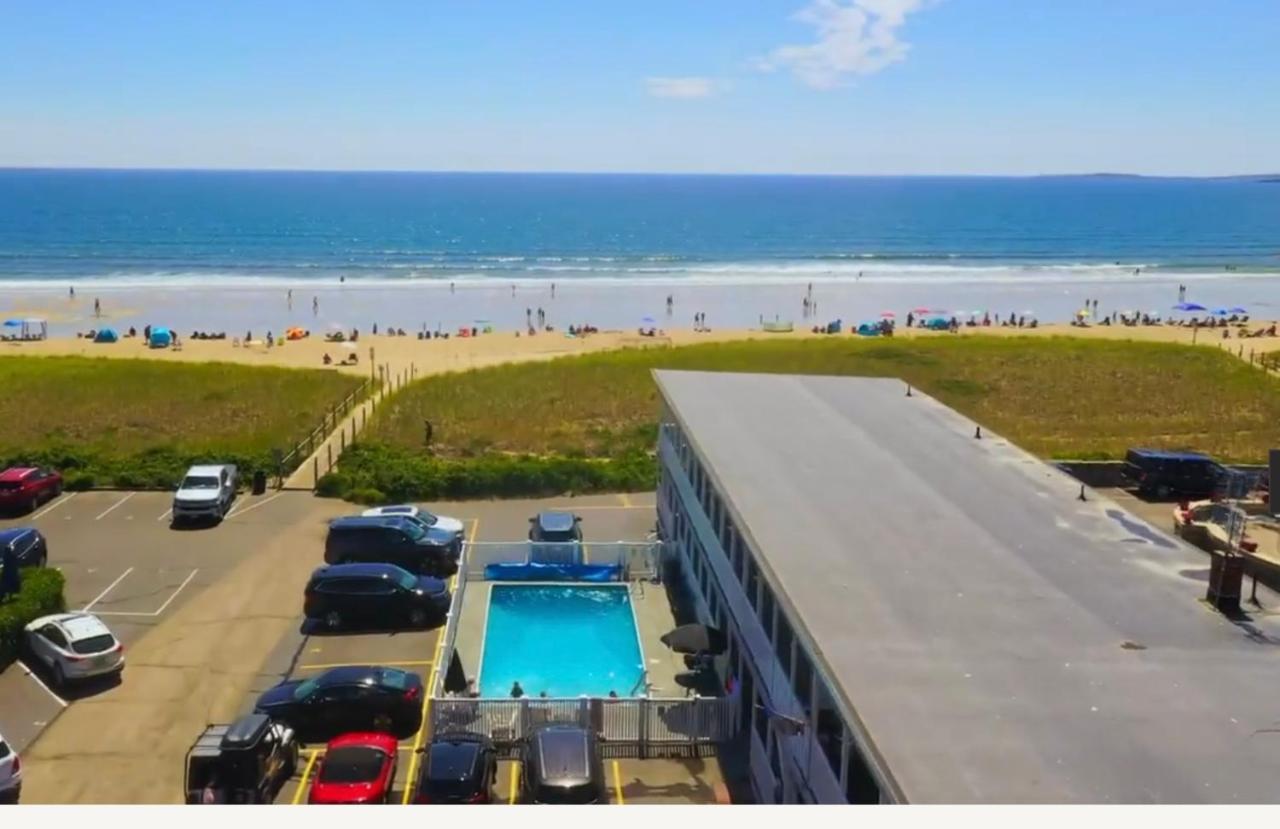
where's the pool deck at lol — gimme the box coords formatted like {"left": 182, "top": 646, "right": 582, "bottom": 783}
{"left": 453, "top": 577, "right": 684, "bottom": 698}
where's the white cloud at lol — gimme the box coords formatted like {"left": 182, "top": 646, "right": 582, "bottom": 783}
{"left": 645, "top": 77, "right": 718, "bottom": 99}
{"left": 760, "top": 0, "right": 927, "bottom": 89}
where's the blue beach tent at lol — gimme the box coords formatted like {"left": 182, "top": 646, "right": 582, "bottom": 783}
{"left": 149, "top": 327, "right": 172, "bottom": 348}
{"left": 93, "top": 328, "right": 118, "bottom": 343}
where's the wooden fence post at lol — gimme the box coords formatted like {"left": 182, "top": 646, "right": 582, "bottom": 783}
{"left": 313, "top": 456, "right": 319, "bottom": 490}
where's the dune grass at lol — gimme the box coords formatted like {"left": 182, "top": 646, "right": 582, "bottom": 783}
{"left": 0, "top": 356, "right": 364, "bottom": 486}
{"left": 324, "top": 336, "right": 1280, "bottom": 503}
{"left": 370, "top": 336, "right": 1280, "bottom": 463}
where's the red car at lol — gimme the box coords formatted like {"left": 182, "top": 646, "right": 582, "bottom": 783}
{"left": 307, "top": 732, "right": 398, "bottom": 805}
{"left": 0, "top": 468, "right": 62, "bottom": 513}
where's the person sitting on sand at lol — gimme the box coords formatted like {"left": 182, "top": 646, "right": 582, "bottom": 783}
{"left": 323, "top": 353, "right": 332, "bottom": 365}
{"left": 510, "top": 681, "right": 525, "bottom": 699}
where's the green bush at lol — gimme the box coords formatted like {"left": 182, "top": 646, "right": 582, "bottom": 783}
{"left": 0, "top": 568, "right": 67, "bottom": 668}
{"left": 324, "top": 442, "right": 656, "bottom": 503}
{"left": 62, "top": 470, "right": 96, "bottom": 490}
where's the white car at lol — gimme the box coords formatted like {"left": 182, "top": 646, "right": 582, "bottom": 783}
{"left": 24, "top": 612, "right": 125, "bottom": 687}
{"left": 0, "top": 732, "right": 19, "bottom": 804}
{"left": 361, "top": 504, "right": 465, "bottom": 537}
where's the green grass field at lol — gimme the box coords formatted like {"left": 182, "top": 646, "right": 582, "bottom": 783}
{"left": 370, "top": 337, "right": 1280, "bottom": 463}
{"left": 0, "top": 356, "right": 364, "bottom": 486}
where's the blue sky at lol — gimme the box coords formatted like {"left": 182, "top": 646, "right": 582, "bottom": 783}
{"left": 2, "top": 0, "right": 1277, "bottom": 174}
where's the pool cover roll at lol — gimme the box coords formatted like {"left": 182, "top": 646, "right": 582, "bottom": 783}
{"left": 484, "top": 561, "right": 621, "bottom": 582}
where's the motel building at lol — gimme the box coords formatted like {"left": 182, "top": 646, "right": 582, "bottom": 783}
{"left": 653, "top": 370, "right": 1280, "bottom": 804}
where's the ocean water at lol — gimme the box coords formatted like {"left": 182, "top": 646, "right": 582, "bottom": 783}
{"left": 1, "top": 169, "right": 1278, "bottom": 287}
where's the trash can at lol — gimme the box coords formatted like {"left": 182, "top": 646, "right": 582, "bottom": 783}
{"left": 252, "top": 470, "right": 267, "bottom": 495}
{"left": 1206, "top": 551, "right": 1244, "bottom": 614}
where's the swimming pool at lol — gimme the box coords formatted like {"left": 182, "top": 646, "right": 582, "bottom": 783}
{"left": 478, "top": 584, "right": 645, "bottom": 698}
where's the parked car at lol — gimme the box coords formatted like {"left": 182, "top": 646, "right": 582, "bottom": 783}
{"left": 185, "top": 713, "right": 298, "bottom": 804}
{"left": 0, "top": 732, "right": 20, "bottom": 804}
{"left": 1121, "top": 449, "right": 1228, "bottom": 500}
{"left": 308, "top": 732, "right": 398, "bottom": 805}
{"left": 518, "top": 725, "right": 605, "bottom": 804}
{"left": 254, "top": 665, "right": 424, "bottom": 742}
{"left": 172, "top": 464, "right": 238, "bottom": 524}
{"left": 361, "top": 504, "right": 465, "bottom": 552}
{"left": 0, "top": 528, "right": 47, "bottom": 575}
{"left": 413, "top": 732, "right": 498, "bottom": 804}
{"left": 304, "top": 562, "right": 451, "bottom": 631}
{"left": 0, "top": 467, "right": 62, "bottom": 514}
{"left": 529, "top": 511, "right": 584, "bottom": 562}
{"left": 23, "top": 612, "right": 124, "bottom": 688}
{"left": 325, "top": 515, "right": 457, "bottom": 576}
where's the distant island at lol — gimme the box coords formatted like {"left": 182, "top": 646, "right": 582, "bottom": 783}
{"left": 1037, "top": 173, "right": 1280, "bottom": 183}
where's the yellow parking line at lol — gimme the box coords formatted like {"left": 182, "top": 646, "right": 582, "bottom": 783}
{"left": 292, "top": 749, "right": 320, "bottom": 805}
{"left": 400, "top": 517, "right": 477, "bottom": 805}
{"left": 612, "top": 760, "right": 625, "bottom": 804}
{"left": 509, "top": 761, "right": 520, "bottom": 804}
{"left": 296, "top": 660, "right": 433, "bottom": 671}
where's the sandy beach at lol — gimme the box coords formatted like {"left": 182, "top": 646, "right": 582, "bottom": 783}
{"left": 3, "top": 319, "right": 1274, "bottom": 380}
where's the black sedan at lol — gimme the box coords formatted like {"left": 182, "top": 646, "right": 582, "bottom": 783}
{"left": 254, "top": 666, "right": 423, "bottom": 743}
{"left": 413, "top": 733, "right": 498, "bottom": 804}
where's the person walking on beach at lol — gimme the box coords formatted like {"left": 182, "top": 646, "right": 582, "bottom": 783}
{"left": 450, "top": 281, "right": 455, "bottom": 293}
{"left": 666, "top": 295, "right": 674, "bottom": 315}
{"left": 69, "top": 286, "right": 75, "bottom": 299}
{"left": 511, "top": 283, "right": 516, "bottom": 297}
{"left": 94, "top": 298, "right": 101, "bottom": 317}
{"left": 526, "top": 308, "right": 532, "bottom": 327}
{"left": 312, "top": 296, "right": 319, "bottom": 315}
{"left": 287, "top": 289, "right": 292, "bottom": 308}
{"left": 551, "top": 282, "right": 556, "bottom": 299}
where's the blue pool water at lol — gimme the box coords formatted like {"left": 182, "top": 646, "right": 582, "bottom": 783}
{"left": 479, "top": 584, "right": 645, "bottom": 698}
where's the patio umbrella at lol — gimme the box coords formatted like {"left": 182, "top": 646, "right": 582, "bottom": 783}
{"left": 1174, "top": 302, "right": 1207, "bottom": 311}
{"left": 660, "top": 623, "right": 727, "bottom": 655}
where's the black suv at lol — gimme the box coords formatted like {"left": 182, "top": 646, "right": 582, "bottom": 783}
{"left": 1121, "top": 448, "right": 1228, "bottom": 500}
{"left": 304, "top": 562, "right": 451, "bottom": 631}
{"left": 325, "top": 515, "right": 457, "bottom": 577}
{"left": 413, "top": 733, "right": 498, "bottom": 804}
{"left": 519, "top": 725, "right": 605, "bottom": 804}
{"left": 184, "top": 713, "right": 299, "bottom": 804}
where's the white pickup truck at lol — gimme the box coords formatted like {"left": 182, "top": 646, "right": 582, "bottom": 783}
{"left": 172, "top": 464, "right": 238, "bottom": 524}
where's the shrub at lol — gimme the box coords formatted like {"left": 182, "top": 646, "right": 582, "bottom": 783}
{"left": 62, "top": 470, "right": 96, "bottom": 490}
{"left": 324, "top": 443, "right": 656, "bottom": 503}
{"left": 0, "top": 568, "right": 67, "bottom": 668}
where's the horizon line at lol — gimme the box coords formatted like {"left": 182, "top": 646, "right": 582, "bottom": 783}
{"left": 0, "top": 165, "right": 1276, "bottom": 180}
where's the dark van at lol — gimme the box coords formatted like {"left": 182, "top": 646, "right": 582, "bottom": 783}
{"left": 1121, "top": 449, "right": 1227, "bottom": 500}
{"left": 325, "top": 515, "right": 457, "bottom": 577}
{"left": 304, "top": 562, "right": 451, "bottom": 631}
{"left": 519, "top": 725, "right": 605, "bottom": 804}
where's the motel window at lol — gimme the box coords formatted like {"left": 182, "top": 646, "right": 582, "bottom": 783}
{"left": 698, "top": 553, "right": 710, "bottom": 600}
{"left": 775, "top": 614, "right": 794, "bottom": 678}
{"left": 740, "top": 667, "right": 755, "bottom": 733}
{"left": 815, "top": 681, "right": 843, "bottom": 776}
{"left": 752, "top": 687, "right": 768, "bottom": 744}
{"left": 793, "top": 650, "right": 813, "bottom": 719}
{"left": 727, "top": 529, "right": 741, "bottom": 580}
{"left": 760, "top": 584, "right": 776, "bottom": 642}
{"left": 844, "top": 735, "right": 880, "bottom": 805}
{"left": 745, "top": 558, "right": 761, "bottom": 612}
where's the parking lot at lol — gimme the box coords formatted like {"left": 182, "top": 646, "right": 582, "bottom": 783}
{"left": 5, "top": 488, "right": 728, "bottom": 804}
{"left": 0, "top": 488, "right": 327, "bottom": 753}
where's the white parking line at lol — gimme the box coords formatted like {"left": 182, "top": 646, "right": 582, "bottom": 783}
{"left": 82, "top": 567, "right": 134, "bottom": 612}
{"left": 94, "top": 569, "right": 199, "bottom": 617}
{"left": 225, "top": 491, "right": 284, "bottom": 520}
{"left": 18, "top": 660, "right": 68, "bottom": 708}
{"left": 94, "top": 491, "right": 136, "bottom": 520}
{"left": 31, "top": 492, "right": 76, "bottom": 521}
{"left": 156, "top": 507, "right": 173, "bottom": 522}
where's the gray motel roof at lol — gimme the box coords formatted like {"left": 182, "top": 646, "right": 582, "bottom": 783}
{"left": 654, "top": 370, "right": 1280, "bottom": 804}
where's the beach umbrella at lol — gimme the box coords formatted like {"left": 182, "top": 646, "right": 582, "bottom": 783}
{"left": 879, "top": 311, "right": 895, "bottom": 318}
{"left": 660, "top": 623, "right": 727, "bottom": 655}
{"left": 1212, "top": 308, "right": 1230, "bottom": 316}
{"left": 641, "top": 316, "right": 657, "bottom": 325}
{"left": 2, "top": 320, "right": 19, "bottom": 327}
{"left": 1174, "top": 302, "right": 1207, "bottom": 312}
{"left": 1230, "top": 306, "right": 1248, "bottom": 314}
{"left": 1077, "top": 308, "right": 1091, "bottom": 317}
{"left": 910, "top": 307, "right": 931, "bottom": 314}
